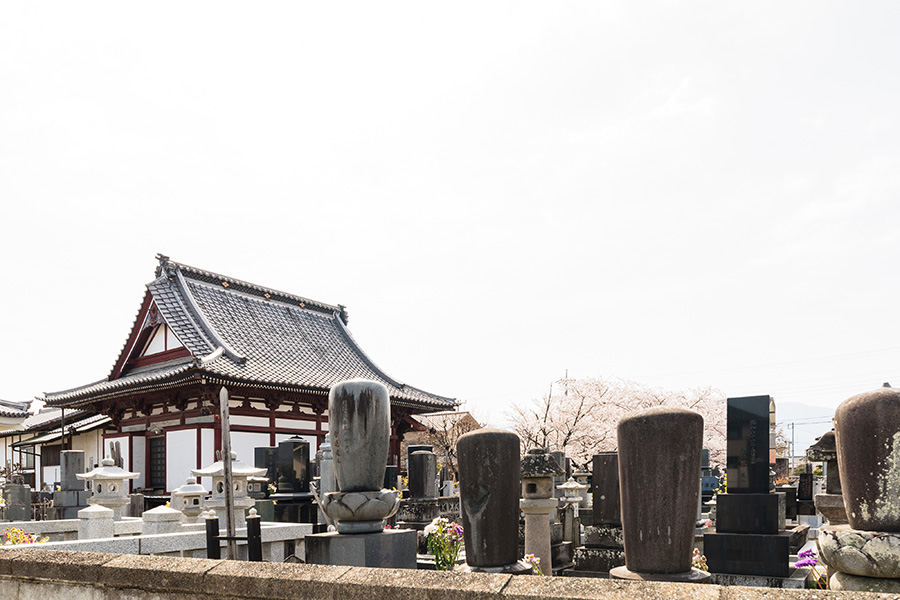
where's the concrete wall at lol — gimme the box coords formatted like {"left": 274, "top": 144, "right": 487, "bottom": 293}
{"left": 0, "top": 549, "right": 883, "bottom": 600}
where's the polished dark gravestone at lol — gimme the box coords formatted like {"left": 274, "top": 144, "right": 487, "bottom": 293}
{"left": 797, "top": 473, "right": 813, "bottom": 502}
{"left": 575, "top": 452, "right": 625, "bottom": 574}
{"left": 409, "top": 450, "right": 437, "bottom": 499}
{"left": 705, "top": 395, "right": 789, "bottom": 579}
{"left": 276, "top": 437, "right": 310, "bottom": 493}
{"left": 726, "top": 395, "right": 774, "bottom": 493}
{"left": 457, "top": 428, "right": 530, "bottom": 573}
{"left": 610, "top": 407, "right": 709, "bottom": 583}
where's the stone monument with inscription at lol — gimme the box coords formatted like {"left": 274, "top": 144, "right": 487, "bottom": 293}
{"left": 704, "top": 395, "right": 792, "bottom": 581}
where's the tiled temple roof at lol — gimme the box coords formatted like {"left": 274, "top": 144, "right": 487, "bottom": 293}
{"left": 43, "top": 256, "right": 457, "bottom": 411}
{"left": 0, "top": 399, "right": 31, "bottom": 420}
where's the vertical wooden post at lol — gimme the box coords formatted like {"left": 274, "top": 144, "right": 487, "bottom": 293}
{"left": 205, "top": 511, "right": 221, "bottom": 559}
{"left": 220, "top": 386, "right": 237, "bottom": 559}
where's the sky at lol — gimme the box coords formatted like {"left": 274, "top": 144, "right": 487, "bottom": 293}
{"left": 2, "top": 2, "right": 899, "bottom": 446}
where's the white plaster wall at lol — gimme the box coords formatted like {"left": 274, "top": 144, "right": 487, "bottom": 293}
{"left": 229, "top": 416, "right": 270, "bottom": 427}
{"left": 200, "top": 428, "right": 214, "bottom": 490}
{"left": 131, "top": 436, "right": 146, "bottom": 489}
{"left": 231, "top": 431, "right": 270, "bottom": 468}
{"left": 166, "top": 429, "right": 197, "bottom": 493}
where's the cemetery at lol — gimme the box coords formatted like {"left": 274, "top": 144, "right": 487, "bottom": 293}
{"left": 0, "top": 376, "right": 898, "bottom": 599}
{"left": 0, "top": 259, "right": 897, "bottom": 598}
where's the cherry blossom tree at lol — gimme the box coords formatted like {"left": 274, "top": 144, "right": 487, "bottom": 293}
{"left": 508, "top": 377, "right": 726, "bottom": 471}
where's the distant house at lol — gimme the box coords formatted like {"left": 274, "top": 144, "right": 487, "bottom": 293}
{"left": 42, "top": 255, "right": 457, "bottom": 493}
{"left": 0, "top": 399, "right": 30, "bottom": 432}
{"left": 0, "top": 408, "right": 109, "bottom": 489}
{"left": 401, "top": 411, "right": 481, "bottom": 478}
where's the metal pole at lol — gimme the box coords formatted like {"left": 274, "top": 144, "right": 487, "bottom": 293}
{"left": 220, "top": 386, "right": 237, "bottom": 559}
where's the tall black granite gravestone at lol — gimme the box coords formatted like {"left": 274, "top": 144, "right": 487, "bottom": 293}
{"left": 797, "top": 473, "right": 813, "bottom": 502}
{"left": 254, "top": 446, "right": 278, "bottom": 486}
{"left": 705, "top": 395, "right": 790, "bottom": 579}
{"left": 574, "top": 452, "right": 626, "bottom": 574}
{"left": 276, "top": 437, "right": 310, "bottom": 493}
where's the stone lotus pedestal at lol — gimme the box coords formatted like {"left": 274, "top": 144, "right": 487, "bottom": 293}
{"left": 611, "top": 407, "right": 709, "bottom": 583}
{"left": 307, "top": 379, "right": 412, "bottom": 569}
{"left": 819, "top": 386, "right": 900, "bottom": 592}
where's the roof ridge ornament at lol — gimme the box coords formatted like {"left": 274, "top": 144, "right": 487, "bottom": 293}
{"left": 155, "top": 253, "right": 171, "bottom": 278}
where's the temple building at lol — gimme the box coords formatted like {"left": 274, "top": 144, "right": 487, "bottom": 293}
{"left": 42, "top": 255, "right": 457, "bottom": 493}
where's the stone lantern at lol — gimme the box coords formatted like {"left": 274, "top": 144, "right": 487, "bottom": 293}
{"left": 76, "top": 457, "right": 139, "bottom": 520}
{"left": 521, "top": 448, "right": 564, "bottom": 575}
{"left": 572, "top": 471, "right": 592, "bottom": 509}
{"left": 557, "top": 477, "right": 589, "bottom": 517}
{"left": 171, "top": 478, "right": 209, "bottom": 524}
{"left": 192, "top": 452, "right": 266, "bottom": 528}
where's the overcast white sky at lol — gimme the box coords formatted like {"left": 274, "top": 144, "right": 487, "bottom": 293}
{"left": 2, "top": 2, "right": 898, "bottom": 436}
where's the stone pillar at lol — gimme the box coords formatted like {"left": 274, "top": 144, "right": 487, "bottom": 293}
{"left": 60, "top": 451, "right": 86, "bottom": 491}
{"left": 78, "top": 504, "right": 114, "bottom": 539}
{"left": 521, "top": 448, "right": 564, "bottom": 576}
{"left": 457, "top": 428, "right": 530, "bottom": 573}
{"left": 409, "top": 450, "right": 438, "bottom": 499}
{"left": 142, "top": 504, "right": 183, "bottom": 535}
{"left": 611, "top": 407, "right": 709, "bottom": 583}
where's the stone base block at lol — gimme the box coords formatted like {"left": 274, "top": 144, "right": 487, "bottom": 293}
{"left": 552, "top": 541, "right": 574, "bottom": 572}
{"left": 305, "top": 529, "right": 416, "bottom": 569}
{"left": 396, "top": 498, "right": 440, "bottom": 524}
{"left": 610, "top": 566, "right": 710, "bottom": 583}
{"left": 786, "top": 524, "right": 809, "bottom": 554}
{"left": 583, "top": 525, "right": 623, "bottom": 548}
{"left": 704, "top": 531, "right": 791, "bottom": 578}
{"left": 715, "top": 493, "right": 785, "bottom": 534}
{"left": 710, "top": 567, "right": 810, "bottom": 589}
{"left": 830, "top": 571, "right": 900, "bottom": 593}
{"left": 818, "top": 525, "right": 900, "bottom": 579}
{"left": 574, "top": 546, "right": 625, "bottom": 573}
{"left": 456, "top": 559, "right": 532, "bottom": 574}
{"left": 814, "top": 493, "right": 848, "bottom": 525}
{"left": 53, "top": 490, "right": 92, "bottom": 507}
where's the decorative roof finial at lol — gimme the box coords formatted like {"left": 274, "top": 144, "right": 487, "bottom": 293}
{"left": 155, "top": 253, "right": 171, "bottom": 278}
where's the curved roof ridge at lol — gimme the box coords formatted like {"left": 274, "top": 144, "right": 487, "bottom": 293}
{"left": 172, "top": 268, "right": 247, "bottom": 365}
{"left": 157, "top": 255, "right": 341, "bottom": 318}
{"left": 331, "top": 312, "right": 406, "bottom": 390}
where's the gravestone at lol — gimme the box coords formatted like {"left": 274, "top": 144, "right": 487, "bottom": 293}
{"left": 819, "top": 386, "right": 900, "bottom": 592}
{"left": 307, "top": 379, "right": 413, "bottom": 569}
{"left": 1, "top": 477, "right": 31, "bottom": 521}
{"left": 610, "top": 407, "right": 709, "bottom": 583}
{"left": 254, "top": 446, "right": 278, "bottom": 485}
{"left": 457, "top": 428, "right": 530, "bottom": 573}
{"left": 807, "top": 430, "right": 846, "bottom": 525}
{"left": 276, "top": 437, "right": 310, "bottom": 493}
{"left": 797, "top": 473, "right": 813, "bottom": 502}
{"left": 574, "top": 451, "right": 625, "bottom": 575}
{"left": 51, "top": 450, "right": 92, "bottom": 519}
{"left": 396, "top": 450, "right": 440, "bottom": 529}
{"left": 705, "top": 395, "right": 790, "bottom": 580}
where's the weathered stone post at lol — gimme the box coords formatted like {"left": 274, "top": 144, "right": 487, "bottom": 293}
{"left": 457, "top": 428, "right": 531, "bottom": 573}
{"left": 611, "top": 407, "right": 709, "bottom": 582}
{"left": 819, "top": 386, "right": 900, "bottom": 593}
{"left": 521, "top": 448, "right": 563, "bottom": 575}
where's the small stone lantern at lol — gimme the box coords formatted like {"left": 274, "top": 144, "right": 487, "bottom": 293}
{"left": 573, "top": 471, "right": 592, "bottom": 508}
{"left": 192, "top": 452, "right": 266, "bottom": 529}
{"left": 521, "top": 448, "right": 564, "bottom": 576}
{"left": 557, "top": 477, "right": 589, "bottom": 517}
{"left": 77, "top": 457, "right": 139, "bottom": 520}
{"left": 171, "top": 478, "right": 209, "bottom": 524}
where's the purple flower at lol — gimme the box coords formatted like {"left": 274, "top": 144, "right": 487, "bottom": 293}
{"left": 798, "top": 548, "right": 816, "bottom": 558}
{"left": 795, "top": 557, "right": 817, "bottom": 568}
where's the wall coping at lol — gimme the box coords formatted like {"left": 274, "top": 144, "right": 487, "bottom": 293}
{"left": 0, "top": 549, "right": 892, "bottom": 599}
